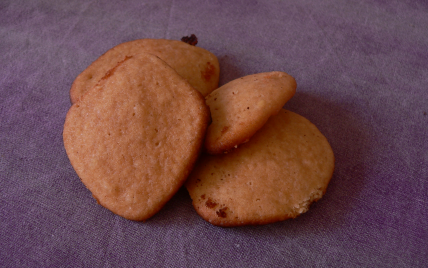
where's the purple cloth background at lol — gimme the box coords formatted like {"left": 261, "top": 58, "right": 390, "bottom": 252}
{"left": 1, "top": 0, "right": 427, "bottom": 267}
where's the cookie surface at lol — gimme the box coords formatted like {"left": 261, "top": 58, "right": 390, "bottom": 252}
{"left": 204, "top": 72, "right": 296, "bottom": 154}
{"left": 70, "top": 38, "right": 219, "bottom": 103}
{"left": 63, "top": 53, "right": 210, "bottom": 221}
{"left": 186, "top": 109, "right": 334, "bottom": 227}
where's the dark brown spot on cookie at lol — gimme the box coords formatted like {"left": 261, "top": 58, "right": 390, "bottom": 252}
{"left": 221, "top": 126, "right": 230, "bottom": 134}
{"left": 92, "top": 194, "right": 100, "bottom": 204}
{"left": 181, "top": 34, "right": 198, "bottom": 46}
{"left": 216, "top": 207, "right": 228, "bottom": 218}
{"left": 205, "top": 198, "right": 217, "bottom": 208}
{"left": 201, "top": 194, "right": 206, "bottom": 200}
{"left": 201, "top": 62, "right": 216, "bottom": 82}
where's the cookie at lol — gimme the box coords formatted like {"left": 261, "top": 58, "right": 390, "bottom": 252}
{"left": 204, "top": 72, "right": 296, "bottom": 154}
{"left": 70, "top": 38, "right": 219, "bottom": 103}
{"left": 63, "top": 53, "right": 210, "bottom": 221}
{"left": 186, "top": 109, "right": 334, "bottom": 227}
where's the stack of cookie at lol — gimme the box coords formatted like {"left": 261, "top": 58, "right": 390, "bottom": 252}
{"left": 63, "top": 37, "right": 334, "bottom": 227}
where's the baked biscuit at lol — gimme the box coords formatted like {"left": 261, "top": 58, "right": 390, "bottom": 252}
{"left": 63, "top": 53, "right": 210, "bottom": 221}
{"left": 70, "top": 38, "right": 219, "bottom": 103}
{"left": 204, "top": 72, "right": 296, "bottom": 154}
{"left": 186, "top": 109, "right": 334, "bottom": 227}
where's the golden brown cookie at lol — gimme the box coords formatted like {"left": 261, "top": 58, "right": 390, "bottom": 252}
{"left": 70, "top": 38, "right": 219, "bottom": 103}
{"left": 204, "top": 72, "right": 296, "bottom": 154}
{"left": 186, "top": 109, "right": 334, "bottom": 227}
{"left": 63, "top": 53, "right": 210, "bottom": 221}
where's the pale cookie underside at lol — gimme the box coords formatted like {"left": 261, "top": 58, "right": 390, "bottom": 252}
{"left": 64, "top": 54, "right": 209, "bottom": 221}
{"left": 186, "top": 109, "right": 334, "bottom": 227}
{"left": 70, "top": 39, "right": 219, "bottom": 103}
{"left": 204, "top": 72, "right": 296, "bottom": 155}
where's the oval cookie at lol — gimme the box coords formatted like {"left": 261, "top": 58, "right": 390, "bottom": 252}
{"left": 204, "top": 72, "right": 296, "bottom": 154}
{"left": 63, "top": 53, "right": 210, "bottom": 221}
{"left": 186, "top": 109, "right": 334, "bottom": 227}
{"left": 70, "top": 38, "right": 220, "bottom": 103}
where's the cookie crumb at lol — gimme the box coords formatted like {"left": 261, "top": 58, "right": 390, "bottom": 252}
{"left": 181, "top": 34, "right": 198, "bottom": 46}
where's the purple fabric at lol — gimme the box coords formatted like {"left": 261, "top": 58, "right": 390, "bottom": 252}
{"left": 1, "top": 0, "right": 427, "bottom": 266}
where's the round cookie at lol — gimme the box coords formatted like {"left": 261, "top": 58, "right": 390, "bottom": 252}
{"left": 63, "top": 53, "right": 210, "bottom": 221}
{"left": 70, "top": 38, "right": 220, "bottom": 103}
{"left": 204, "top": 71, "right": 296, "bottom": 154}
{"left": 186, "top": 109, "right": 334, "bottom": 227}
